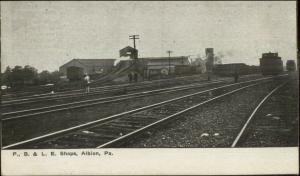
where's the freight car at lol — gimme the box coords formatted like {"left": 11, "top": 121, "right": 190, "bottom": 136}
{"left": 213, "top": 63, "right": 260, "bottom": 76}
{"left": 259, "top": 52, "right": 283, "bottom": 75}
{"left": 286, "top": 60, "right": 296, "bottom": 71}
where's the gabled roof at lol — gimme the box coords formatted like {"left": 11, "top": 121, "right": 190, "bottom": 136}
{"left": 60, "top": 58, "right": 116, "bottom": 68}
{"left": 119, "top": 46, "right": 137, "bottom": 52}
{"left": 74, "top": 59, "right": 115, "bottom": 66}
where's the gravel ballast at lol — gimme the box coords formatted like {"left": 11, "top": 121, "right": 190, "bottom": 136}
{"left": 122, "top": 80, "right": 287, "bottom": 148}
{"left": 2, "top": 80, "right": 229, "bottom": 146}
{"left": 238, "top": 74, "right": 298, "bottom": 147}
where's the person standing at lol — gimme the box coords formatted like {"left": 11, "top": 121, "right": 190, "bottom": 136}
{"left": 84, "top": 74, "right": 90, "bottom": 93}
{"left": 128, "top": 73, "right": 132, "bottom": 83}
{"left": 234, "top": 67, "right": 239, "bottom": 83}
{"left": 133, "top": 72, "right": 138, "bottom": 83}
{"left": 207, "top": 71, "right": 211, "bottom": 81}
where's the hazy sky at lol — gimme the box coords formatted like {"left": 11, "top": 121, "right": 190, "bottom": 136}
{"left": 1, "top": 1, "right": 297, "bottom": 72}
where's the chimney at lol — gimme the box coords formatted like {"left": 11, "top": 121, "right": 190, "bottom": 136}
{"left": 205, "top": 48, "right": 214, "bottom": 72}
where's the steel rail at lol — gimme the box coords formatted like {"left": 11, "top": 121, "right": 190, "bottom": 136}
{"left": 2, "top": 82, "right": 185, "bottom": 106}
{"left": 1, "top": 78, "right": 207, "bottom": 107}
{"left": 1, "top": 86, "right": 126, "bottom": 105}
{"left": 230, "top": 82, "right": 287, "bottom": 147}
{"left": 2, "top": 80, "right": 225, "bottom": 121}
{"left": 96, "top": 83, "right": 261, "bottom": 148}
{"left": 2, "top": 74, "right": 204, "bottom": 103}
{"left": 3, "top": 79, "right": 223, "bottom": 115}
{"left": 1, "top": 76, "right": 270, "bottom": 107}
{"left": 3, "top": 76, "right": 276, "bottom": 121}
{"left": 2, "top": 74, "right": 262, "bottom": 105}
{"left": 2, "top": 79, "right": 269, "bottom": 149}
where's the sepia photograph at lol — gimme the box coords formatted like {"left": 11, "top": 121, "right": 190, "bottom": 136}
{"left": 1, "top": 1, "right": 298, "bottom": 175}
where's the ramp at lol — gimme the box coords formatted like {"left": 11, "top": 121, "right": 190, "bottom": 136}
{"left": 90, "top": 60, "right": 135, "bottom": 85}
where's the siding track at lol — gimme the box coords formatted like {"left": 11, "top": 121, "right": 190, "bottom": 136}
{"left": 2, "top": 77, "right": 274, "bottom": 149}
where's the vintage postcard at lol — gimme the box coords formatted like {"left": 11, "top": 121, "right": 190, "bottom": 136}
{"left": 1, "top": 1, "right": 298, "bottom": 175}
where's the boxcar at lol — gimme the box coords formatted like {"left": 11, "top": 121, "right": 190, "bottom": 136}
{"left": 259, "top": 52, "right": 283, "bottom": 75}
{"left": 286, "top": 60, "right": 296, "bottom": 71}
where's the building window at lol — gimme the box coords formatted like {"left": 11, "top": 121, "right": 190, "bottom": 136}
{"left": 95, "top": 68, "right": 104, "bottom": 73}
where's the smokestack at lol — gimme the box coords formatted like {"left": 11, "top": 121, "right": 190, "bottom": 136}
{"left": 205, "top": 48, "right": 214, "bottom": 57}
{"left": 205, "top": 48, "right": 214, "bottom": 72}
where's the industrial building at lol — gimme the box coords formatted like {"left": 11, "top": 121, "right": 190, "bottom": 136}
{"left": 113, "top": 56, "right": 190, "bottom": 79}
{"left": 59, "top": 59, "right": 115, "bottom": 76}
{"left": 140, "top": 56, "right": 190, "bottom": 76}
{"left": 59, "top": 46, "right": 193, "bottom": 81}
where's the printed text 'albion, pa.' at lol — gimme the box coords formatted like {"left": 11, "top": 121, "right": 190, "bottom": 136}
{"left": 11, "top": 150, "right": 114, "bottom": 157}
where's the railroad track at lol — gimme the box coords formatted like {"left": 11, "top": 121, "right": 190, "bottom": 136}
{"left": 2, "top": 76, "right": 275, "bottom": 149}
{"left": 2, "top": 74, "right": 262, "bottom": 108}
{"left": 2, "top": 82, "right": 161, "bottom": 106}
{"left": 2, "top": 74, "right": 205, "bottom": 102}
{"left": 2, "top": 80, "right": 227, "bottom": 120}
{"left": 2, "top": 76, "right": 274, "bottom": 121}
{"left": 114, "top": 77, "right": 290, "bottom": 148}
{"left": 231, "top": 81, "right": 297, "bottom": 147}
{"left": 1, "top": 75, "right": 214, "bottom": 108}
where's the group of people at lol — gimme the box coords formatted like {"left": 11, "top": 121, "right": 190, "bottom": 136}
{"left": 128, "top": 72, "right": 138, "bottom": 83}
{"left": 77, "top": 69, "right": 239, "bottom": 94}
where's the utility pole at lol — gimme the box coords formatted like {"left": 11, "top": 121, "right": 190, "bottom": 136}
{"left": 167, "top": 50, "right": 173, "bottom": 75}
{"left": 129, "top": 35, "right": 139, "bottom": 60}
{"left": 129, "top": 35, "right": 140, "bottom": 82}
{"left": 129, "top": 35, "right": 139, "bottom": 50}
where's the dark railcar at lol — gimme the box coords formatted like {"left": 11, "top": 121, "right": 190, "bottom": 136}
{"left": 259, "top": 52, "right": 283, "bottom": 75}
{"left": 213, "top": 63, "right": 259, "bottom": 76}
{"left": 286, "top": 60, "right": 296, "bottom": 71}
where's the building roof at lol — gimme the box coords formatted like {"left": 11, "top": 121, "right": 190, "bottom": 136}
{"left": 140, "top": 56, "right": 189, "bottom": 62}
{"left": 60, "top": 58, "right": 116, "bottom": 68}
{"left": 215, "top": 63, "right": 246, "bottom": 66}
{"left": 120, "top": 46, "right": 137, "bottom": 51}
{"left": 261, "top": 52, "right": 281, "bottom": 59}
{"left": 74, "top": 59, "right": 115, "bottom": 66}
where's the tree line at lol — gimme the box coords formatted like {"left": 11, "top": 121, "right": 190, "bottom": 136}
{"left": 1, "top": 65, "right": 63, "bottom": 88}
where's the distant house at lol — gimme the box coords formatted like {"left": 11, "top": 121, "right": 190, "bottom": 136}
{"left": 59, "top": 59, "right": 116, "bottom": 76}
{"left": 119, "top": 46, "right": 138, "bottom": 59}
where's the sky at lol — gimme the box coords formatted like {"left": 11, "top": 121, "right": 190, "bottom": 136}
{"left": 1, "top": 1, "right": 297, "bottom": 72}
